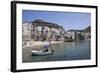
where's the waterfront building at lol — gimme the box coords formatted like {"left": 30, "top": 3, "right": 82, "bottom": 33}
{"left": 65, "top": 30, "right": 82, "bottom": 41}
{"left": 83, "top": 26, "right": 91, "bottom": 40}
{"left": 22, "top": 22, "right": 32, "bottom": 41}
{"left": 22, "top": 19, "right": 91, "bottom": 43}
{"left": 22, "top": 19, "right": 65, "bottom": 42}
{"left": 65, "top": 26, "right": 91, "bottom": 41}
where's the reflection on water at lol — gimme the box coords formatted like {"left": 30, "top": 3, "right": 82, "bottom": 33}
{"left": 22, "top": 40, "right": 91, "bottom": 63}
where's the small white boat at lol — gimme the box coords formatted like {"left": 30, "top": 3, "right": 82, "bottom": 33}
{"left": 31, "top": 50, "right": 53, "bottom": 56}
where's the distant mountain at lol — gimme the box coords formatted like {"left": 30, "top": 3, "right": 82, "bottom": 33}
{"left": 67, "top": 30, "right": 83, "bottom": 32}
{"left": 31, "top": 19, "right": 64, "bottom": 29}
{"left": 84, "top": 26, "right": 91, "bottom": 32}
{"left": 67, "top": 26, "right": 91, "bottom": 33}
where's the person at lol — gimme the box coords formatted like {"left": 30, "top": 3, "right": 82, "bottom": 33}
{"left": 43, "top": 45, "right": 49, "bottom": 52}
{"left": 42, "top": 39, "right": 54, "bottom": 53}
{"left": 49, "top": 40, "right": 54, "bottom": 53}
{"left": 49, "top": 41, "right": 54, "bottom": 53}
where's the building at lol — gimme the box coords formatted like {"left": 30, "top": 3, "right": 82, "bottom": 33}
{"left": 22, "top": 22, "right": 32, "bottom": 41}
{"left": 22, "top": 19, "right": 65, "bottom": 42}
{"left": 65, "top": 30, "right": 83, "bottom": 41}
{"left": 64, "top": 26, "right": 91, "bottom": 41}
{"left": 22, "top": 19, "right": 91, "bottom": 43}
{"left": 83, "top": 26, "right": 91, "bottom": 40}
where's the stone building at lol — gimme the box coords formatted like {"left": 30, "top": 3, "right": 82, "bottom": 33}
{"left": 65, "top": 30, "right": 84, "bottom": 41}
{"left": 64, "top": 26, "right": 91, "bottom": 41}
{"left": 22, "top": 19, "right": 65, "bottom": 42}
{"left": 22, "top": 22, "right": 32, "bottom": 41}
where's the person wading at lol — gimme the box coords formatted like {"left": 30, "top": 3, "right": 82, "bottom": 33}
{"left": 43, "top": 40, "right": 54, "bottom": 54}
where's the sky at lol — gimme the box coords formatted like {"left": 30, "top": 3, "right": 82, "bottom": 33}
{"left": 22, "top": 10, "right": 91, "bottom": 30}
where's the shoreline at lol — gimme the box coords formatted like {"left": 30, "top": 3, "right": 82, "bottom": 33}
{"left": 22, "top": 41, "right": 64, "bottom": 48}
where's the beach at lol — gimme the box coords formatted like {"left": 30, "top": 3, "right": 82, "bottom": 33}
{"left": 22, "top": 41, "right": 64, "bottom": 49}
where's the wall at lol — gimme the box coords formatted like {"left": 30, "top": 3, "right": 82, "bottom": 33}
{"left": 0, "top": 0, "right": 99, "bottom": 73}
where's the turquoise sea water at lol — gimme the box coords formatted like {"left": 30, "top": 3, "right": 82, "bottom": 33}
{"left": 22, "top": 40, "right": 91, "bottom": 63}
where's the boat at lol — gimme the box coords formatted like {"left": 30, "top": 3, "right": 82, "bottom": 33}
{"left": 31, "top": 50, "right": 53, "bottom": 56}
{"left": 64, "top": 39, "right": 73, "bottom": 42}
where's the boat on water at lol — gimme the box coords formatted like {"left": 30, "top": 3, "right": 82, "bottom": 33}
{"left": 31, "top": 50, "right": 53, "bottom": 56}
{"left": 31, "top": 41, "right": 54, "bottom": 56}
{"left": 64, "top": 39, "right": 73, "bottom": 42}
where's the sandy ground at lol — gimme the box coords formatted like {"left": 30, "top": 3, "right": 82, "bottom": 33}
{"left": 22, "top": 41, "right": 64, "bottom": 48}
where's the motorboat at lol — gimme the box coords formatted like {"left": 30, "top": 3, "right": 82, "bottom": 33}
{"left": 31, "top": 50, "right": 53, "bottom": 56}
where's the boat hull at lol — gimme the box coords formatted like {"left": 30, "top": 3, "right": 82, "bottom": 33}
{"left": 31, "top": 50, "right": 53, "bottom": 56}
